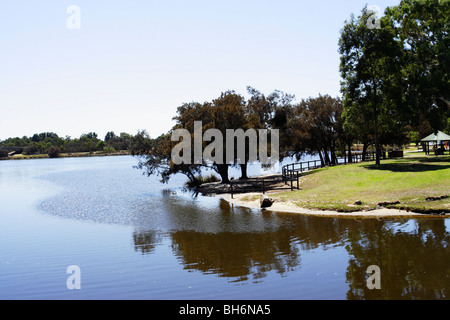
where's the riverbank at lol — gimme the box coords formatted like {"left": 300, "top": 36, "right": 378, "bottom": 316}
{"left": 199, "top": 155, "right": 450, "bottom": 217}
{"left": 218, "top": 193, "right": 427, "bottom": 218}
{"left": 0, "top": 151, "right": 130, "bottom": 160}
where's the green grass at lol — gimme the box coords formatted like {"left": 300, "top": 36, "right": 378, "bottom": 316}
{"left": 275, "top": 155, "right": 450, "bottom": 214}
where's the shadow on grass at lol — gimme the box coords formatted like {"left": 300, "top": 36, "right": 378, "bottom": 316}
{"left": 362, "top": 161, "right": 450, "bottom": 172}
{"left": 416, "top": 156, "right": 450, "bottom": 163}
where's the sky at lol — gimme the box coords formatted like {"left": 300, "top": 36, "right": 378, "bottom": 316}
{"left": 0, "top": 0, "right": 397, "bottom": 141}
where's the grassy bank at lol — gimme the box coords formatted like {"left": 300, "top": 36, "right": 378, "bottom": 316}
{"left": 274, "top": 155, "right": 450, "bottom": 214}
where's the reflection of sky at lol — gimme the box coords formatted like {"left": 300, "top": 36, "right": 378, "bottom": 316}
{"left": 390, "top": 218, "right": 450, "bottom": 242}
{"left": 390, "top": 220, "right": 418, "bottom": 234}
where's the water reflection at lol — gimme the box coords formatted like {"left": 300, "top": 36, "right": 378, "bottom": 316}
{"left": 345, "top": 218, "right": 450, "bottom": 300}
{"left": 132, "top": 193, "right": 301, "bottom": 282}
{"left": 132, "top": 229, "right": 164, "bottom": 255}
{"left": 131, "top": 196, "right": 450, "bottom": 298}
{"left": 170, "top": 229, "right": 300, "bottom": 283}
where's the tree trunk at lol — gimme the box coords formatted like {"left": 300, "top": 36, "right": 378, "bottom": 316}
{"left": 323, "top": 148, "right": 331, "bottom": 166}
{"left": 239, "top": 163, "right": 248, "bottom": 180}
{"left": 374, "top": 117, "right": 381, "bottom": 165}
{"left": 318, "top": 151, "right": 325, "bottom": 167}
{"left": 330, "top": 140, "right": 338, "bottom": 165}
{"left": 362, "top": 138, "right": 370, "bottom": 161}
{"left": 347, "top": 141, "right": 353, "bottom": 163}
{"left": 217, "top": 164, "right": 229, "bottom": 184}
{"left": 185, "top": 169, "right": 199, "bottom": 186}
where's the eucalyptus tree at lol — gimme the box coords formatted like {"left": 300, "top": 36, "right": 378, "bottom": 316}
{"left": 339, "top": 6, "right": 405, "bottom": 165}
{"left": 288, "top": 95, "right": 343, "bottom": 166}
{"left": 244, "top": 87, "right": 293, "bottom": 175}
{"left": 211, "top": 90, "right": 248, "bottom": 182}
{"left": 386, "top": 0, "right": 450, "bottom": 132}
{"left": 340, "top": 1, "right": 449, "bottom": 162}
{"left": 131, "top": 92, "right": 249, "bottom": 185}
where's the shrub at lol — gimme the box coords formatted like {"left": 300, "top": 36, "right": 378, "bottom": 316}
{"left": 47, "top": 146, "right": 61, "bottom": 158}
{"left": 185, "top": 174, "right": 220, "bottom": 188}
{"left": 0, "top": 149, "right": 9, "bottom": 158}
{"left": 23, "top": 145, "right": 37, "bottom": 155}
{"left": 103, "top": 146, "right": 116, "bottom": 153}
{"left": 96, "top": 140, "right": 106, "bottom": 151}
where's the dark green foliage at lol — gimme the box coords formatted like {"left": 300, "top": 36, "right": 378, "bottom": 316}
{"left": 339, "top": 0, "right": 450, "bottom": 163}
{"left": 47, "top": 146, "right": 61, "bottom": 158}
{"left": 0, "top": 149, "right": 8, "bottom": 158}
{"left": 0, "top": 131, "right": 132, "bottom": 154}
{"left": 23, "top": 146, "right": 37, "bottom": 155}
{"left": 105, "top": 131, "right": 116, "bottom": 141}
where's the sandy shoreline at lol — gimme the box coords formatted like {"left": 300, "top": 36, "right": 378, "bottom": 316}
{"left": 216, "top": 192, "right": 446, "bottom": 218}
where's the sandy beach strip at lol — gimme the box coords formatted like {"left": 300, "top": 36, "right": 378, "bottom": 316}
{"left": 216, "top": 192, "right": 436, "bottom": 218}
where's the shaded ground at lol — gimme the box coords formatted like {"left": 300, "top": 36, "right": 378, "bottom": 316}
{"left": 197, "top": 174, "right": 292, "bottom": 195}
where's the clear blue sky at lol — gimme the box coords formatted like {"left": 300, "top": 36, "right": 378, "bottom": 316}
{"left": 0, "top": 0, "right": 397, "bottom": 141}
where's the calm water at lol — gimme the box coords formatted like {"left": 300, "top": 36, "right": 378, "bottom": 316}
{"left": 0, "top": 156, "right": 449, "bottom": 300}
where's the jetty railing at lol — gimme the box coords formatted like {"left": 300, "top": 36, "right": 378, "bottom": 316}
{"left": 227, "top": 151, "right": 380, "bottom": 197}
{"left": 282, "top": 151, "right": 379, "bottom": 190}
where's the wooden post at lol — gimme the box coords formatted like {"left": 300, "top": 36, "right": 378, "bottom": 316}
{"left": 230, "top": 182, "right": 233, "bottom": 199}
{"left": 284, "top": 167, "right": 288, "bottom": 184}
{"left": 262, "top": 179, "right": 265, "bottom": 194}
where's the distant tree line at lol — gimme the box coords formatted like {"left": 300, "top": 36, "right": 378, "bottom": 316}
{"left": 0, "top": 131, "right": 132, "bottom": 156}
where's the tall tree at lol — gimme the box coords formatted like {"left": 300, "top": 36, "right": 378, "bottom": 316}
{"left": 339, "top": 6, "right": 405, "bottom": 165}
{"left": 131, "top": 89, "right": 284, "bottom": 185}
{"left": 170, "top": 101, "right": 215, "bottom": 184}
{"left": 245, "top": 86, "right": 274, "bottom": 130}
{"left": 386, "top": 0, "right": 450, "bottom": 131}
{"left": 289, "top": 95, "right": 343, "bottom": 166}
{"left": 105, "top": 131, "right": 116, "bottom": 141}
{"left": 211, "top": 90, "right": 248, "bottom": 182}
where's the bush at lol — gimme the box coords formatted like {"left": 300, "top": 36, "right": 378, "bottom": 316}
{"left": 96, "top": 140, "right": 106, "bottom": 151}
{"left": 47, "top": 146, "right": 61, "bottom": 158}
{"left": 23, "top": 145, "right": 37, "bottom": 155}
{"left": 185, "top": 174, "right": 220, "bottom": 188}
{"left": 0, "top": 149, "right": 8, "bottom": 158}
{"left": 103, "top": 146, "right": 116, "bottom": 153}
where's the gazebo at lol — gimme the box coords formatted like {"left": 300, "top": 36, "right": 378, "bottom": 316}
{"left": 421, "top": 131, "right": 450, "bottom": 155}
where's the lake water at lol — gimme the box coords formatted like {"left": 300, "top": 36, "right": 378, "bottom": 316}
{"left": 1, "top": 156, "right": 449, "bottom": 300}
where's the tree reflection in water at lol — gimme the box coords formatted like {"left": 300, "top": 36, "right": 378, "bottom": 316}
{"left": 133, "top": 229, "right": 164, "bottom": 255}
{"left": 345, "top": 218, "right": 450, "bottom": 300}
{"left": 170, "top": 230, "right": 300, "bottom": 283}
{"left": 132, "top": 190, "right": 450, "bottom": 299}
